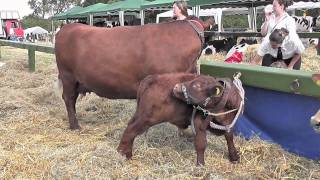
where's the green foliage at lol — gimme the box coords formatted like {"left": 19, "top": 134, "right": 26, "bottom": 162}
{"left": 222, "top": 14, "right": 264, "bottom": 30}
{"left": 82, "top": 0, "right": 119, "bottom": 7}
{"left": 223, "top": 15, "right": 248, "bottom": 28}
{"left": 28, "top": 0, "right": 82, "bottom": 18}
{"left": 21, "top": 15, "right": 60, "bottom": 31}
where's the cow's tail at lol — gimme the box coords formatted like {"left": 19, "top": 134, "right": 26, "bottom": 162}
{"left": 54, "top": 76, "right": 63, "bottom": 99}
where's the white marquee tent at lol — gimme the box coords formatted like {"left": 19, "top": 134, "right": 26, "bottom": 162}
{"left": 24, "top": 26, "right": 48, "bottom": 35}
{"left": 156, "top": 7, "right": 255, "bottom": 32}
{"left": 157, "top": 1, "right": 320, "bottom": 32}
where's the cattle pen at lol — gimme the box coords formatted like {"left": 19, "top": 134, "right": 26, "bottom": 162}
{"left": 0, "top": 39, "right": 54, "bottom": 72}
{"left": 0, "top": 37, "right": 320, "bottom": 178}
{"left": 0, "top": 31, "right": 319, "bottom": 71}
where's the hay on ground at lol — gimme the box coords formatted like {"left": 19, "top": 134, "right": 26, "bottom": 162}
{"left": 0, "top": 46, "right": 319, "bottom": 179}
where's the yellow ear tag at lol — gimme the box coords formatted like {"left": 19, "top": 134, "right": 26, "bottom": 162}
{"left": 316, "top": 80, "right": 320, "bottom": 86}
{"left": 215, "top": 87, "right": 221, "bottom": 95}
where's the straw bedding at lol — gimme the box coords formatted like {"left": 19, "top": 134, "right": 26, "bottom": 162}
{"left": 0, "top": 46, "right": 319, "bottom": 179}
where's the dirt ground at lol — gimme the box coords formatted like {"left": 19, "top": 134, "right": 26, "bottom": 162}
{"left": 0, "top": 46, "right": 319, "bottom": 179}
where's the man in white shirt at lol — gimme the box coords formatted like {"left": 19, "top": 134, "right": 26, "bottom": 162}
{"left": 251, "top": 28, "right": 305, "bottom": 70}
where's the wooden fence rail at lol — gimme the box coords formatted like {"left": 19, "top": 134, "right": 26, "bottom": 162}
{"left": 204, "top": 31, "right": 320, "bottom": 38}
{"left": 0, "top": 39, "right": 54, "bottom": 72}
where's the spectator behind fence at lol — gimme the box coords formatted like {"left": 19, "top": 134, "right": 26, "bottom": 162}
{"left": 261, "top": 0, "right": 296, "bottom": 36}
{"left": 173, "top": 1, "right": 188, "bottom": 20}
{"left": 251, "top": 28, "right": 305, "bottom": 70}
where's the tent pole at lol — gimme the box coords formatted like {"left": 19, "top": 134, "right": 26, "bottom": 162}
{"left": 51, "top": 19, "right": 54, "bottom": 43}
{"left": 140, "top": 10, "right": 144, "bottom": 25}
{"left": 196, "top": 5, "right": 200, "bottom": 18}
{"left": 253, "top": 7, "right": 257, "bottom": 32}
{"left": 192, "top": 6, "right": 196, "bottom": 16}
{"left": 89, "top": 14, "right": 93, "bottom": 26}
{"left": 218, "top": 9, "right": 222, "bottom": 33}
{"left": 119, "top": 11, "right": 124, "bottom": 26}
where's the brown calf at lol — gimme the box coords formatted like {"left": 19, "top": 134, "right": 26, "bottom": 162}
{"left": 117, "top": 73, "right": 243, "bottom": 165}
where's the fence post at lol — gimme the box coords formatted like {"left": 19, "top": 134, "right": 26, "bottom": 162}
{"left": 28, "top": 48, "right": 35, "bottom": 72}
{"left": 317, "top": 37, "right": 320, "bottom": 56}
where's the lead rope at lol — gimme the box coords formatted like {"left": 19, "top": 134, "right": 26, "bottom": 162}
{"left": 190, "top": 72, "right": 245, "bottom": 134}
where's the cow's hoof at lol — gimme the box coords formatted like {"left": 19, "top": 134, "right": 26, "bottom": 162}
{"left": 229, "top": 152, "right": 240, "bottom": 163}
{"left": 70, "top": 124, "right": 81, "bottom": 130}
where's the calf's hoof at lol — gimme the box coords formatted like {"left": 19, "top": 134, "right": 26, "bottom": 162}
{"left": 196, "top": 161, "right": 205, "bottom": 166}
{"left": 117, "top": 146, "right": 132, "bottom": 159}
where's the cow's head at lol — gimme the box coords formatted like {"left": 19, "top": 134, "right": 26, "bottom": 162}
{"left": 172, "top": 75, "right": 225, "bottom": 108}
{"left": 315, "top": 16, "right": 320, "bottom": 28}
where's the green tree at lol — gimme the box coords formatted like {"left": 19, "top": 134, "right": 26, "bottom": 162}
{"left": 21, "top": 14, "right": 60, "bottom": 31}
{"left": 81, "top": 0, "right": 119, "bottom": 7}
{"left": 223, "top": 15, "right": 248, "bottom": 29}
{"left": 28, "top": 0, "right": 81, "bottom": 18}
{"left": 50, "top": 0, "right": 82, "bottom": 15}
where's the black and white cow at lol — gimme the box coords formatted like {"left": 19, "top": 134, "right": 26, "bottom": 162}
{"left": 205, "top": 38, "right": 237, "bottom": 53}
{"left": 293, "top": 15, "right": 320, "bottom": 47}
{"left": 202, "top": 45, "right": 216, "bottom": 55}
{"left": 293, "top": 15, "right": 317, "bottom": 32}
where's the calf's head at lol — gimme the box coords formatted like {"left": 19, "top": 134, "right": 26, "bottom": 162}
{"left": 173, "top": 75, "right": 224, "bottom": 107}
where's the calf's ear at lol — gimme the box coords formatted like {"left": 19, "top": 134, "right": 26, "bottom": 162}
{"left": 209, "top": 85, "right": 224, "bottom": 97}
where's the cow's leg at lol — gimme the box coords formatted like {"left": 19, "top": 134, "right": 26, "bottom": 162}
{"left": 62, "top": 78, "right": 80, "bottom": 130}
{"left": 194, "top": 115, "right": 209, "bottom": 166}
{"left": 117, "top": 115, "right": 151, "bottom": 159}
{"left": 178, "top": 128, "right": 193, "bottom": 138}
{"left": 224, "top": 131, "right": 239, "bottom": 163}
{"left": 177, "top": 122, "right": 193, "bottom": 138}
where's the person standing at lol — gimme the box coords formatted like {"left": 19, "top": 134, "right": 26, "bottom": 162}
{"left": 173, "top": 1, "right": 188, "bottom": 20}
{"left": 261, "top": 0, "right": 296, "bottom": 36}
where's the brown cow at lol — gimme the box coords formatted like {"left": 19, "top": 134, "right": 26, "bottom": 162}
{"left": 55, "top": 19, "right": 212, "bottom": 129}
{"left": 117, "top": 73, "right": 243, "bottom": 165}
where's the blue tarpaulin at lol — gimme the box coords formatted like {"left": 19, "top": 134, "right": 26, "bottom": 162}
{"left": 235, "top": 86, "right": 320, "bottom": 160}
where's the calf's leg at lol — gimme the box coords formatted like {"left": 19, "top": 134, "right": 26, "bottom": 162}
{"left": 194, "top": 115, "right": 209, "bottom": 166}
{"left": 62, "top": 78, "right": 80, "bottom": 130}
{"left": 224, "top": 131, "right": 239, "bottom": 163}
{"left": 117, "top": 115, "right": 151, "bottom": 159}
